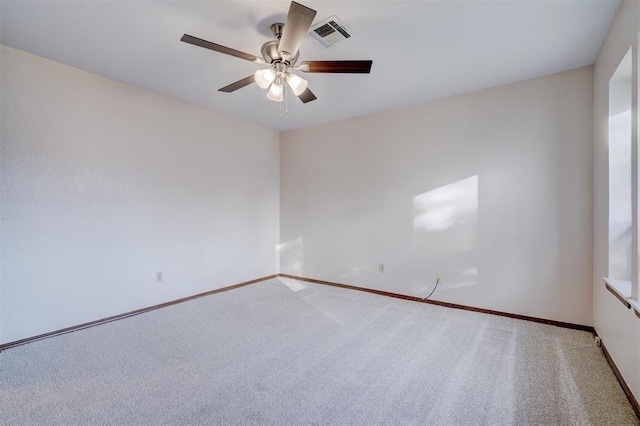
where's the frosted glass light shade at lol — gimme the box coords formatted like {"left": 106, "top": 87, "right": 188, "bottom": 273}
{"left": 267, "top": 82, "right": 284, "bottom": 102}
{"left": 254, "top": 68, "right": 276, "bottom": 89}
{"left": 286, "top": 73, "right": 308, "bottom": 96}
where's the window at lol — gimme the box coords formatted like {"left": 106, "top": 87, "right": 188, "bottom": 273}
{"left": 606, "top": 48, "right": 635, "bottom": 308}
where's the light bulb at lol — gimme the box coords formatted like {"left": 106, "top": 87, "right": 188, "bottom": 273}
{"left": 254, "top": 68, "right": 276, "bottom": 89}
{"left": 267, "top": 82, "right": 284, "bottom": 102}
{"left": 286, "top": 73, "right": 308, "bottom": 96}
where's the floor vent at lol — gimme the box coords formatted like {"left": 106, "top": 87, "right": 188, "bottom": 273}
{"left": 308, "top": 16, "right": 353, "bottom": 48}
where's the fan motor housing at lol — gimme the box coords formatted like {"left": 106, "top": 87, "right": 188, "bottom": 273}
{"left": 261, "top": 24, "right": 300, "bottom": 65}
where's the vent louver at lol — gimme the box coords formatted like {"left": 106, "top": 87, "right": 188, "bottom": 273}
{"left": 308, "top": 16, "right": 353, "bottom": 48}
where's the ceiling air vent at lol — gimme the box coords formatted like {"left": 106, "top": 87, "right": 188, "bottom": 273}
{"left": 308, "top": 16, "right": 353, "bottom": 48}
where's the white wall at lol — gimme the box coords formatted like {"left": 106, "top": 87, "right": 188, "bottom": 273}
{"left": 593, "top": 0, "right": 640, "bottom": 404}
{"left": 0, "top": 46, "right": 280, "bottom": 344}
{"left": 281, "top": 66, "right": 593, "bottom": 326}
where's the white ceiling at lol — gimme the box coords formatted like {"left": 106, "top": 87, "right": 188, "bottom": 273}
{"left": 0, "top": 0, "right": 621, "bottom": 131}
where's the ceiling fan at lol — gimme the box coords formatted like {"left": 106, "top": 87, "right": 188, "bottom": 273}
{"left": 180, "top": 1, "right": 372, "bottom": 104}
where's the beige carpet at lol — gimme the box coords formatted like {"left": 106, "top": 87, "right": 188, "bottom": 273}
{"left": 1, "top": 277, "right": 638, "bottom": 425}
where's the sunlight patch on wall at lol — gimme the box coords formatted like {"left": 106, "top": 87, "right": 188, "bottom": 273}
{"left": 341, "top": 265, "right": 370, "bottom": 279}
{"left": 414, "top": 176, "right": 478, "bottom": 232}
{"left": 277, "top": 236, "right": 304, "bottom": 276}
{"left": 412, "top": 176, "right": 479, "bottom": 291}
{"left": 443, "top": 267, "right": 479, "bottom": 290}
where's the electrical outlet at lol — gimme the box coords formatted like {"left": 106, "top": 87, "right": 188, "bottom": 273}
{"left": 156, "top": 271, "right": 163, "bottom": 283}
{"left": 436, "top": 273, "right": 443, "bottom": 282}
{"left": 379, "top": 263, "right": 385, "bottom": 273}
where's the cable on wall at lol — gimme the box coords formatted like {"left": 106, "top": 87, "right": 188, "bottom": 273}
{"left": 422, "top": 277, "right": 441, "bottom": 300}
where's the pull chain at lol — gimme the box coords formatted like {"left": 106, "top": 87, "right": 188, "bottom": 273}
{"left": 285, "top": 81, "right": 288, "bottom": 114}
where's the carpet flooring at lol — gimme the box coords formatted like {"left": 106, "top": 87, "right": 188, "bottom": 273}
{"left": 1, "top": 277, "right": 638, "bottom": 425}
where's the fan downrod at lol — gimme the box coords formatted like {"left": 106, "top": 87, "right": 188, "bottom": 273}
{"left": 270, "top": 23, "right": 284, "bottom": 39}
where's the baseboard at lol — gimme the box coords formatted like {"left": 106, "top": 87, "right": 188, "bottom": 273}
{"left": 0, "top": 274, "right": 277, "bottom": 351}
{"left": 594, "top": 330, "right": 640, "bottom": 419}
{"left": 279, "top": 274, "right": 594, "bottom": 333}
{"left": 0, "top": 272, "right": 594, "bottom": 351}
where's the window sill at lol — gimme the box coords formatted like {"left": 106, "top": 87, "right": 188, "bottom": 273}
{"left": 603, "top": 277, "right": 632, "bottom": 308}
{"left": 629, "top": 299, "right": 640, "bottom": 319}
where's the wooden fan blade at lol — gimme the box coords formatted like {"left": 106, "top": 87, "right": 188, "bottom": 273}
{"left": 299, "top": 60, "right": 373, "bottom": 74}
{"left": 297, "top": 87, "right": 317, "bottom": 103}
{"left": 218, "top": 75, "right": 255, "bottom": 93}
{"left": 278, "top": 2, "right": 316, "bottom": 62}
{"left": 181, "top": 34, "right": 261, "bottom": 62}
